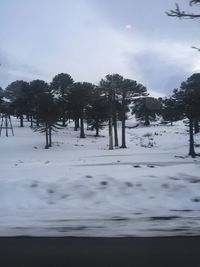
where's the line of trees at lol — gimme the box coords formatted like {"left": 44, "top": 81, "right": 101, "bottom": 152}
{"left": 0, "top": 73, "right": 149, "bottom": 149}
{"left": 166, "top": 0, "right": 200, "bottom": 157}
{"left": 0, "top": 72, "right": 200, "bottom": 157}
{"left": 161, "top": 74, "right": 200, "bottom": 158}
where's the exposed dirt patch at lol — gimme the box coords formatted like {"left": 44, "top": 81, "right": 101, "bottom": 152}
{"left": 30, "top": 181, "right": 38, "bottom": 188}
{"left": 150, "top": 216, "right": 180, "bottom": 221}
{"left": 110, "top": 216, "right": 129, "bottom": 221}
{"left": 169, "top": 177, "right": 180, "bottom": 181}
{"left": 133, "top": 165, "right": 141, "bottom": 168}
{"left": 147, "top": 165, "right": 155, "bottom": 168}
{"left": 161, "top": 183, "right": 169, "bottom": 189}
{"left": 170, "top": 209, "right": 192, "bottom": 213}
{"left": 85, "top": 175, "right": 93, "bottom": 179}
{"left": 192, "top": 197, "right": 200, "bottom": 202}
{"left": 125, "top": 182, "right": 133, "bottom": 187}
{"left": 47, "top": 188, "right": 55, "bottom": 194}
{"left": 189, "top": 179, "right": 200, "bottom": 184}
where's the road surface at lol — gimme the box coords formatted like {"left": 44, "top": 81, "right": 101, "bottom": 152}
{"left": 0, "top": 236, "right": 200, "bottom": 267}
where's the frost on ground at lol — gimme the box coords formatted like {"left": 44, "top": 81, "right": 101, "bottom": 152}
{"left": 0, "top": 118, "right": 200, "bottom": 237}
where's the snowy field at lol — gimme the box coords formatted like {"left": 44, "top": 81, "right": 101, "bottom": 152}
{"left": 0, "top": 118, "right": 200, "bottom": 237}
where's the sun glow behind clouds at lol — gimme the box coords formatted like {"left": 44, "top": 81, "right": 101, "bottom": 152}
{"left": 125, "top": 24, "right": 132, "bottom": 29}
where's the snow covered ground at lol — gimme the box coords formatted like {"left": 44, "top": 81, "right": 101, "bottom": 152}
{"left": 0, "top": 118, "right": 200, "bottom": 237}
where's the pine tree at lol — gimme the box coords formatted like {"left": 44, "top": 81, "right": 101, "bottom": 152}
{"left": 100, "top": 74, "right": 147, "bottom": 149}
{"left": 29, "top": 80, "right": 50, "bottom": 127}
{"left": 4, "top": 80, "right": 30, "bottom": 127}
{"left": 161, "top": 97, "right": 183, "bottom": 125}
{"left": 68, "top": 82, "right": 94, "bottom": 138}
{"left": 132, "top": 97, "right": 162, "bottom": 126}
{"left": 85, "top": 88, "right": 109, "bottom": 137}
{"left": 100, "top": 74, "right": 124, "bottom": 147}
{"left": 50, "top": 73, "right": 74, "bottom": 126}
{"left": 33, "top": 92, "right": 62, "bottom": 149}
{"left": 120, "top": 79, "right": 147, "bottom": 148}
{"left": 173, "top": 73, "right": 200, "bottom": 157}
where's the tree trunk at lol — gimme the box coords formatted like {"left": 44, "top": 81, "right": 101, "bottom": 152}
{"left": 30, "top": 116, "right": 33, "bottom": 128}
{"left": 189, "top": 118, "right": 196, "bottom": 158}
{"left": 61, "top": 95, "right": 66, "bottom": 127}
{"left": 95, "top": 119, "right": 99, "bottom": 137}
{"left": 194, "top": 119, "right": 199, "bottom": 134}
{"left": 108, "top": 116, "right": 113, "bottom": 150}
{"left": 77, "top": 118, "right": 80, "bottom": 128}
{"left": 108, "top": 88, "right": 113, "bottom": 150}
{"left": 113, "top": 115, "right": 118, "bottom": 146}
{"left": 49, "top": 127, "right": 52, "bottom": 147}
{"left": 20, "top": 114, "right": 24, "bottom": 127}
{"left": 62, "top": 117, "right": 66, "bottom": 127}
{"left": 5, "top": 115, "right": 8, "bottom": 137}
{"left": 95, "top": 127, "right": 99, "bottom": 137}
{"left": 112, "top": 91, "right": 118, "bottom": 147}
{"left": 121, "top": 92, "right": 127, "bottom": 148}
{"left": 80, "top": 116, "right": 85, "bottom": 138}
{"left": 144, "top": 112, "right": 150, "bottom": 126}
{"left": 26, "top": 115, "right": 30, "bottom": 122}
{"left": 86, "top": 119, "right": 90, "bottom": 130}
{"left": 74, "top": 118, "right": 78, "bottom": 131}
{"left": 45, "top": 125, "right": 49, "bottom": 149}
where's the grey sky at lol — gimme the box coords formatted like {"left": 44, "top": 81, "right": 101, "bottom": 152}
{"left": 0, "top": 0, "right": 200, "bottom": 96}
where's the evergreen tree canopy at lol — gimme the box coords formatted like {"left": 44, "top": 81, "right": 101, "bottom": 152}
{"left": 172, "top": 73, "right": 200, "bottom": 157}
{"left": 4, "top": 80, "right": 30, "bottom": 119}
{"left": 68, "top": 82, "right": 94, "bottom": 118}
{"left": 34, "top": 92, "right": 62, "bottom": 129}
{"left": 177, "top": 73, "right": 200, "bottom": 119}
{"left": 4, "top": 80, "right": 29, "bottom": 101}
{"left": 100, "top": 74, "right": 148, "bottom": 148}
{"left": 85, "top": 87, "right": 109, "bottom": 136}
{"left": 68, "top": 82, "right": 94, "bottom": 138}
{"left": 132, "top": 97, "right": 162, "bottom": 126}
{"left": 28, "top": 80, "right": 50, "bottom": 117}
{"left": 50, "top": 73, "right": 74, "bottom": 97}
{"left": 34, "top": 92, "right": 63, "bottom": 148}
{"left": 0, "top": 87, "right": 3, "bottom": 110}
{"left": 29, "top": 80, "right": 49, "bottom": 96}
{"left": 161, "top": 97, "right": 183, "bottom": 125}
{"left": 50, "top": 73, "right": 74, "bottom": 126}
{"left": 100, "top": 74, "right": 124, "bottom": 94}
{"left": 0, "top": 87, "right": 3, "bottom": 98}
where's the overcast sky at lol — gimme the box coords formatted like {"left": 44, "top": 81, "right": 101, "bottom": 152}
{"left": 0, "top": 0, "right": 200, "bottom": 96}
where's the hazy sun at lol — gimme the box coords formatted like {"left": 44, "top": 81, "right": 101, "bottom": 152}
{"left": 125, "top": 24, "right": 132, "bottom": 30}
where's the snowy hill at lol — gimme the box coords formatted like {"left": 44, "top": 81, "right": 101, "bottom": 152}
{"left": 0, "top": 118, "right": 200, "bottom": 237}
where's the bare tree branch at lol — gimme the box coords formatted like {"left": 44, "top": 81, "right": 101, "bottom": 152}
{"left": 167, "top": 1, "right": 200, "bottom": 51}
{"left": 191, "top": 46, "right": 200, "bottom": 51}
{"left": 166, "top": 2, "right": 200, "bottom": 19}
{"left": 190, "top": 0, "right": 200, "bottom": 6}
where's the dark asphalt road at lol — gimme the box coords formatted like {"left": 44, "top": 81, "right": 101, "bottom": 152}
{"left": 0, "top": 236, "right": 200, "bottom": 267}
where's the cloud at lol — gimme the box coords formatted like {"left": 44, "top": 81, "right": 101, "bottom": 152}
{"left": 121, "top": 37, "right": 200, "bottom": 95}
{"left": 128, "top": 52, "right": 188, "bottom": 95}
{"left": 1, "top": 0, "right": 200, "bottom": 96}
{"left": 88, "top": 0, "right": 200, "bottom": 96}
{"left": 0, "top": 49, "right": 49, "bottom": 88}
